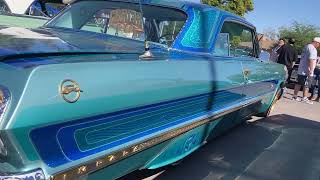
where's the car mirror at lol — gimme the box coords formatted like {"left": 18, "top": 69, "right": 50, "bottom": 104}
{"left": 259, "top": 51, "right": 270, "bottom": 62}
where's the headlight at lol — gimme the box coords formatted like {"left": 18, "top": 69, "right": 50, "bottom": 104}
{"left": 0, "top": 86, "right": 9, "bottom": 121}
{"left": 0, "top": 169, "right": 45, "bottom": 180}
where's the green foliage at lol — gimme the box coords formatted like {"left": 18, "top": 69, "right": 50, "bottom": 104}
{"left": 231, "top": 36, "right": 241, "bottom": 47}
{"left": 240, "top": 31, "right": 252, "bottom": 42}
{"left": 279, "top": 22, "right": 320, "bottom": 54}
{"left": 201, "top": 0, "right": 254, "bottom": 17}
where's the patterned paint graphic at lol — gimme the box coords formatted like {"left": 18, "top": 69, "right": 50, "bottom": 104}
{"left": 181, "top": 9, "right": 219, "bottom": 49}
{"left": 174, "top": 8, "right": 220, "bottom": 52}
{"left": 30, "top": 81, "right": 277, "bottom": 168}
{"left": 30, "top": 88, "right": 244, "bottom": 167}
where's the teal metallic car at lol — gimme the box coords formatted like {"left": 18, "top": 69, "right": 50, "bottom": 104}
{"left": 0, "top": 0, "right": 287, "bottom": 179}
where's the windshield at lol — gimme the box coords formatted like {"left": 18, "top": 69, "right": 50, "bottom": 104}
{"left": 46, "top": 1, "right": 187, "bottom": 46}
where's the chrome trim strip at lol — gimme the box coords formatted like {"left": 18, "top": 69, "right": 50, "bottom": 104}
{"left": 51, "top": 97, "right": 262, "bottom": 180}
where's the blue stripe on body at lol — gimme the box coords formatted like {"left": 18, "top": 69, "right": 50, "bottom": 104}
{"left": 30, "top": 80, "right": 278, "bottom": 167}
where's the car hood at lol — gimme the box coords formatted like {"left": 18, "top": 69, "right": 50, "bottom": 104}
{"left": 0, "top": 26, "right": 144, "bottom": 59}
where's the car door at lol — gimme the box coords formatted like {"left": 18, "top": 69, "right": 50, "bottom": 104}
{"left": 217, "top": 20, "right": 278, "bottom": 119}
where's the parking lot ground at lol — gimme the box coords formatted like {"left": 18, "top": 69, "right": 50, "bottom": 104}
{"left": 120, "top": 89, "right": 320, "bottom": 180}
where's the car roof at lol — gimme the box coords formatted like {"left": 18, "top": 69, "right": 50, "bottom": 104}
{"left": 67, "top": 0, "right": 255, "bottom": 53}
{"left": 72, "top": 0, "right": 253, "bottom": 27}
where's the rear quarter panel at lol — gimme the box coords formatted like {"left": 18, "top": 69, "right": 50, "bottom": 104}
{"left": 4, "top": 56, "right": 245, "bottom": 175}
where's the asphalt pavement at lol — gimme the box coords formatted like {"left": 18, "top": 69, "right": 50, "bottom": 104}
{"left": 121, "top": 89, "right": 320, "bottom": 180}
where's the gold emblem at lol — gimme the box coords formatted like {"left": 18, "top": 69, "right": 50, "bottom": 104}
{"left": 107, "top": 155, "right": 116, "bottom": 162}
{"left": 95, "top": 160, "right": 103, "bottom": 167}
{"left": 59, "top": 79, "right": 83, "bottom": 103}
{"left": 77, "top": 166, "right": 87, "bottom": 174}
{"left": 132, "top": 146, "right": 140, "bottom": 152}
{"left": 243, "top": 69, "right": 251, "bottom": 77}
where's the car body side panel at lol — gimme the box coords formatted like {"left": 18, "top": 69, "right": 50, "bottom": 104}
{"left": 242, "top": 59, "right": 284, "bottom": 98}
{"left": 85, "top": 141, "right": 170, "bottom": 180}
{"left": 3, "top": 57, "right": 245, "bottom": 174}
{"left": 240, "top": 59, "right": 286, "bottom": 114}
{"left": 0, "top": 14, "right": 47, "bottom": 28}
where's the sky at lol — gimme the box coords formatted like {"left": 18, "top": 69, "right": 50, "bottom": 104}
{"left": 188, "top": 0, "right": 320, "bottom": 33}
{"left": 245, "top": 0, "right": 320, "bottom": 33}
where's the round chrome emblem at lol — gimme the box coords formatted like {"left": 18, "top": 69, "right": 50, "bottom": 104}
{"left": 59, "top": 79, "right": 82, "bottom": 103}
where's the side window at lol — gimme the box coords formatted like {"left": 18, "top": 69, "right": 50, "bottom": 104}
{"left": 214, "top": 21, "right": 254, "bottom": 57}
{"left": 214, "top": 33, "right": 230, "bottom": 56}
{"left": 154, "top": 21, "right": 185, "bottom": 46}
{"left": 28, "top": 2, "right": 63, "bottom": 17}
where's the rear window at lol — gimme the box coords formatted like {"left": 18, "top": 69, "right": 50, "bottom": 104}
{"left": 47, "top": 1, "right": 187, "bottom": 47}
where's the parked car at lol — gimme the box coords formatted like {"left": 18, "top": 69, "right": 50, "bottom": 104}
{"left": 0, "top": 0, "right": 286, "bottom": 179}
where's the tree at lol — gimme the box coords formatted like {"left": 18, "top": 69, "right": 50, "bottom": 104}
{"left": 201, "top": 0, "right": 254, "bottom": 17}
{"left": 231, "top": 36, "right": 241, "bottom": 47}
{"left": 279, "top": 22, "right": 320, "bottom": 54}
{"left": 262, "top": 27, "right": 279, "bottom": 41}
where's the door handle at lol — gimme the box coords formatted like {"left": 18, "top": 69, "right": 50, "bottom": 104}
{"left": 243, "top": 69, "right": 251, "bottom": 77}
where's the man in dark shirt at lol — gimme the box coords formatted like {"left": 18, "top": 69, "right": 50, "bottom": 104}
{"left": 277, "top": 38, "right": 298, "bottom": 83}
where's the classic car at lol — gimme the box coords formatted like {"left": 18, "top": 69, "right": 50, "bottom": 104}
{"left": 0, "top": 0, "right": 287, "bottom": 179}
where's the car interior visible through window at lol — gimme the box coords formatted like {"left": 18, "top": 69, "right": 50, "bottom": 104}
{"left": 47, "top": 1, "right": 187, "bottom": 47}
{"left": 214, "top": 21, "right": 254, "bottom": 57}
{"left": 27, "top": 1, "right": 64, "bottom": 17}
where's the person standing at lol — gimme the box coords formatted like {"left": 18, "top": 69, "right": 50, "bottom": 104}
{"left": 292, "top": 37, "right": 320, "bottom": 104}
{"left": 277, "top": 38, "right": 298, "bottom": 83}
{"left": 270, "top": 38, "right": 285, "bottom": 62}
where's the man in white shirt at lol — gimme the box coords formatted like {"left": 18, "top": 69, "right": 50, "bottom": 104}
{"left": 293, "top": 37, "right": 320, "bottom": 104}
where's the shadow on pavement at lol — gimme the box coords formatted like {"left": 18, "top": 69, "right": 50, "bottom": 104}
{"left": 120, "top": 114, "right": 320, "bottom": 180}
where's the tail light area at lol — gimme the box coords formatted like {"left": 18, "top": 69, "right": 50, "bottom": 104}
{"left": 0, "top": 86, "right": 10, "bottom": 122}
{"left": 0, "top": 87, "right": 46, "bottom": 179}
{"left": 0, "top": 86, "right": 10, "bottom": 157}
